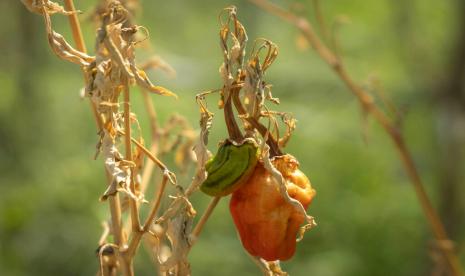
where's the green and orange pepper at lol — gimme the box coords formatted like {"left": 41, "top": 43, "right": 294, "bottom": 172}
{"left": 229, "top": 154, "right": 316, "bottom": 261}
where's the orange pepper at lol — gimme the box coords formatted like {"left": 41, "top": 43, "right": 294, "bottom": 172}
{"left": 229, "top": 154, "right": 316, "bottom": 261}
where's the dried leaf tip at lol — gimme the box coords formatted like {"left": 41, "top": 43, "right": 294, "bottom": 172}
{"left": 21, "top": 0, "right": 78, "bottom": 15}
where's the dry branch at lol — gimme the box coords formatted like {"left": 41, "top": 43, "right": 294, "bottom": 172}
{"left": 21, "top": 1, "right": 212, "bottom": 275}
{"left": 249, "top": 0, "right": 464, "bottom": 275}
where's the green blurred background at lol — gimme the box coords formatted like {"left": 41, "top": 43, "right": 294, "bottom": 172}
{"left": 1, "top": 0, "right": 464, "bottom": 275}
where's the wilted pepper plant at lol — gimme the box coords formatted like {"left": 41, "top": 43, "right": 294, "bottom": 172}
{"left": 197, "top": 6, "right": 317, "bottom": 269}
{"left": 21, "top": 0, "right": 316, "bottom": 275}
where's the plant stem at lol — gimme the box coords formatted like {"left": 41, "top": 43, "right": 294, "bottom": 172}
{"left": 224, "top": 92, "right": 244, "bottom": 142}
{"left": 118, "top": 130, "right": 169, "bottom": 171}
{"left": 123, "top": 84, "right": 141, "bottom": 234}
{"left": 62, "top": 1, "right": 129, "bottom": 274}
{"left": 63, "top": 0, "right": 102, "bottom": 131}
{"left": 124, "top": 143, "right": 160, "bottom": 236}
{"left": 63, "top": 0, "right": 86, "bottom": 53}
{"left": 311, "top": 0, "right": 329, "bottom": 43}
{"left": 191, "top": 196, "right": 221, "bottom": 239}
{"left": 140, "top": 148, "right": 156, "bottom": 194}
{"left": 249, "top": 0, "right": 464, "bottom": 275}
{"left": 106, "top": 173, "right": 124, "bottom": 245}
{"left": 141, "top": 89, "right": 159, "bottom": 139}
{"left": 144, "top": 176, "right": 168, "bottom": 231}
{"left": 231, "top": 89, "right": 282, "bottom": 156}
{"left": 125, "top": 175, "right": 168, "bottom": 259}
{"left": 124, "top": 91, "right": 160, "bottom": 235}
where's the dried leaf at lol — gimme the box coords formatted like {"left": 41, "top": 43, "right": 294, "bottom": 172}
{"left": 21, "top": 0, "right": 74, "bottom": 15}
{"left": 140, "top": 56, "right": 176, "bottom": 78}
{"left": 158, "top": 206, "right": 195, "bottom": 274}
{"left": 39, "top": 6, "right": 94, "bottom": 66}
{"left": 99, "top": 131, "right": 145, "bottom": 203}
{"left": 130, "top": 65, "right": 177, "bottom": 98}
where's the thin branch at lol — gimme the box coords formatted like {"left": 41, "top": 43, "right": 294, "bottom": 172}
{"left": 125, "top": 174, "right": 169, "bottom": 259}
{"left": 141, "top": 89, "right": 159, "bottom": 139}
{"left": 63, "top": 0, "right": 102, "bottom": 131}
{"left": 63, "top": 0, "right": 86, "bottom": 53}
{"left": 123, "top": 84, "right": 141, "bottom": 234}
{"left": 224, "top": 92, "right": 244, "bottom": 142}
{"left": 311, "top": 0, "right": 329, "bottom": 43}
{"left": 118, "top": 130, "right": 168, "bottom": 172}
{"left": 123, "top": 145, "right": 155, "bottom": 238}
{"left": 231, "top": 89, "right": 282, "bottom": 156}
{"left": 143, "top": 175, "right": 168, "bottom": 231}
{"left": 249, "top": 0, "right": 465, "bottom": 275}
{"left": 125, "top": 92, "right": 160, "bottom": 235}
{"left": 98, "top": 221, "right": 111, "bottom": 246}
{"left": 119, "top": 127, "right": 172, "bottom": 252}
{"left": 107, "top": 183, "right": 124, "bottom": 245}
{"left": 64, "top": 0, "right": 124, "bottom": 244}
{"left": 369, "top": 78, "right": 400, "bottom": 122}
{"left": 191, "top": 196, "right": 221, "bottom": 240}
{"left": 62, "top": 1, "right": 128, "bottom": 274}
{"left": 140, "top": 154, "right": 156, "bottom": 194}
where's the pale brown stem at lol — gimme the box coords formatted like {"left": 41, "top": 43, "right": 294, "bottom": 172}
{"left": 140, "top": 152, "right": 156, "bottom": 194}
{"left": 108, "top": 191, "right": 124, "bottom": 245}
{"left": 138, "top": 90, "right": 160, "bottom": 213}
{"left": 118, "top": 129, "right": 170, "bottom": 240}
{"left": 124, "top": 92, "right": 160, "bottom": 235}
{"left": 312, "top": 0, "right": 329, "bottom": 43}
{"left": 141, "top": 89, "right": 159, "bottom": 139}
{"left": 231, "top": 89, "right": 282, "bottom": 156}
{"left": 120, "top": 259, "right": 134, "bottom": 276}
{"left": 124, "top": 143, "right": 159, "bottom": 236}
{"left": 123, "top": 85, "right": 141, "bottom": 234}
{"left": 125, "top": 175, "right": 168, "bottom": 258}
{"left": 63, "top": 0, "right": 86, "bottom": 53}
{"left": 249, "top": 0, "right": 464, "bottom": 275}
{"left": 224, "top": 93, "right": 244, "bottom": 142}
{"left": 371, "top": 80, "right": 399, "bottom": 120}
{"left": 191, "top": 197, "right": 221, "bottom": 239}
{"left": 98, "top": 222, "right": 111, "bottom": 246}
{"left": 121, "top": 84, "right": 140, "bottom": 276}
{"left": 118, "top": 130, "right": 169, "bottom": 171}
{"left": 140, "top": 89, "right": 160, "bottom": 191}
{"left": 143, "top": 175, "right": 168, "bottom": 231}
{"left": 63, "top": 0, "right": 102, "bottom": 131}
{"left": 103, "top": 168, "right": 125, "bottom": 247}
{"left": 62, "top": 1, "right": 127, "bottom": 274}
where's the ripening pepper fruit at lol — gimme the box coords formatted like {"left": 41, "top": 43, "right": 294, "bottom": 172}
{"left": 229, "top": 154, "right": 316, "bottom": 261}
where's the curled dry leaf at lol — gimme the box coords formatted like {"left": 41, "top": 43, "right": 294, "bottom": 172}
{"left": 100, "top": 130, "right": 144, "bottom": 202}
{"left": 24, "top": 0, "right": 204, "bottom": 275}
{"left": 130, "top": 65, "right": 178, "bottom": 98}
{"left": 143, "top": 94, "right": 214, "bottom": 274}
{"left": 21, "top": 0, "right": 74, "bottom": 15}
{"left": 140, "top": 56, "right": 177, "bottom": 78}
{"left": 84, "top": 2, "right": 178, "bottom": 208}
{"left": 21, "top": 0, "right": 93, "bottom": 66}
{"left": 158, "top": 205, "right": 195, "bottom": 274}
{"left": 37, "top": 2, "right": 94, "bottom": 66}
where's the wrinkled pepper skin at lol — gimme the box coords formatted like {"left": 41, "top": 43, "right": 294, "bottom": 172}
{"left": 229, "top": 155, "right": 316, "bottom": 261}
{"left": 201, "top": 139, "right": 259, "bottom": 197}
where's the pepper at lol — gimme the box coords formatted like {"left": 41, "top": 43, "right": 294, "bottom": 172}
{"left": 229, "top": 154, "right": 316, "bottom": 261}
